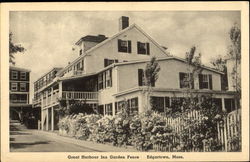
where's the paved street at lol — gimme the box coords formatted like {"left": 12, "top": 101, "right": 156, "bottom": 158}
{"left": 10, "top": 120, "right": 137, "bottom": 152}
{"left": 10, "top": 120, "right": 99, "bottom": 152}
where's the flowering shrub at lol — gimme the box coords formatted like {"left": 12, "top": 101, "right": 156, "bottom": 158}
{"left": 89, "top": 115, "right": 115, "bottom": 143}
{"left": 129, "top": 110, "right": 174, "bottom": 151}
{"left": 58, "top": 113, "right": 101, "bottom": 139}
{"left": 57, "top": 96, "right": 240, "bottom": 152}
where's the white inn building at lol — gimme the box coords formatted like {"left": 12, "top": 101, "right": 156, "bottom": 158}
{"left": 33, "top": 16, "right": 238, "bottom": 131}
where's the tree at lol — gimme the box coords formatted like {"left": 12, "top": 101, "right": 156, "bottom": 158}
{"left": 172, "top": 46, "right": 204, "bottom": 113}
{"left": 143, "top": 57, "right": 161, "bottom": 110}
{"left": 210, "top": 55, "right": 228, "bottom": 91}
{"left": 228, "top": 24, "right": 241, "bottom": 60}
{"left": 144, "top": 57, "right": 161, "bottom": 87}
{"left": 9, "top": 32, "right": 26, "bottom": 65}
{"left": 185, "top": 46, "right": 203, "bottom": 96}
{"left": 227, "top": 24, "right": 241, "bottom": 99}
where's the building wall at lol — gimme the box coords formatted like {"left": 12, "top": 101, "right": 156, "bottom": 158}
{"left": 9, "top": 67, "right": 30, "bottom": 104}
{"left": 85, "top": 27, "right": 167, "bottom": 74}
{"left": 117, "top": 59, "right": 222, "bottom": 92}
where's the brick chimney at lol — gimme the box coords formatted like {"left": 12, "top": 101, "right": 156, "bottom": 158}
{"left": 119, "top": 16, "right": 129, "bottom": 31}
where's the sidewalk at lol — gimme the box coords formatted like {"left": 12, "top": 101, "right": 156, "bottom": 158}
{"left": 33, "top": 130, "right": 138, "bottom": 152}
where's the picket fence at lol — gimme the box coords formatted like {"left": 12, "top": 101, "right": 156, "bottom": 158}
{"left": 153, "top": 109, "right": 241, "bottom": 152}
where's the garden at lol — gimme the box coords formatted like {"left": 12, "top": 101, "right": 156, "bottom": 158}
{"left": 57, "top": 95, "right": 241, "bottom": 152}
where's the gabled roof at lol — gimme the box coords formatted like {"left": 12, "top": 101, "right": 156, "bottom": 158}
{"left": 55, "top": 56, "right": 224, "bottom": 85}
{"left": 34, "top": 67, "right": 63, "bottom": 83}
{"left": 84, "top": 23, "right": 169, "bottom": 56}
{"left": 57, "top": 23, "right": 169, "bottom": 76}
{"left": 112, "top": 56, "right": 224, "bottom": 75}
{"left": 75, "top": 35, "right": 108, "bottom": 45}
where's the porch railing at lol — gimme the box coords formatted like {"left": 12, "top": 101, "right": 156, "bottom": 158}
{"left": 10, "top": 99, "right": 28, "bottom": 104}
{"left": 62, "top": 91, "right": 98, "bottom": 100}
{"left": 42, "top": 89, "right": 59, "bottom": 107}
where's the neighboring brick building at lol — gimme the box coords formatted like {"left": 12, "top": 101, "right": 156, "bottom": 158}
{"left": 9, "top": 66, "right": 32, "bottom": 121}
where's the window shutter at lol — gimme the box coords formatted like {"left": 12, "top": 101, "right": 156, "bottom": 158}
{"left": 27, "top": 83, "right": 29, "bottom": 91}
{"left": 115, "top": 102, "right": 118, "bottom": 114}
{"left": 110, "top": 69, "right": 112, "bottom": 87}
{"left": 128, "top": 41, "right": 131, "bottom": 53}
{"left": 103, "top": 72, "right": 106, "bottom": 88}
{"left": 199, "top": 74, "right": 203, "bottom": 89}
{"left": 110, "top": 103, "right": 113, "bottom": 115}
{"left": 179, "top": 72, "right": 185, "bottom": 88}
{"left": 137, "top": 42, "right": 140, "bottom": 54}
{"left": 209, "top": 74, "right": 213, "bottom": 90}
{"left": 138, "top": 69, "right": 143, "bottom": 86}
{"left": 146, "top": 43, "right": 150, "bottom": 55}
{"left": 104, "top": 59, "right": 108, "bottom": 67}
{"left": 118, "top": 39, "right": 122, "bottom": 52}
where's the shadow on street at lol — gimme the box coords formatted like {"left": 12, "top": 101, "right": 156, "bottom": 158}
{"left": 10, "top": 141, "right": 51, "bottom": 149}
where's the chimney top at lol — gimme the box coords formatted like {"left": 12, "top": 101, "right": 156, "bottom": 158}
{"left": 119, "top": 16, "right": 129, "bottom": 31}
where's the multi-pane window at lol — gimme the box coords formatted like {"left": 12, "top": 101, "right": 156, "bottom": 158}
{"left": 151, "top": 97, "right": 165, "bottom": 113}
{"left": 104, "top": 59, "right": 118, "bottom": 67}
{"left": 98, "top": 69, "right": 112, "bottom": 90}
{"left": 11, "top": 83, "right": 18, "bottom": 91}
{"left": 115, "top": 101, "right": 125, "bottom": 114}
{"left": 20, "top": 72, "right": 26, "bottom": 80}
{"left": 106, "top": 70, "right": 112, "bottom": 87}
{"left": 212, "top": 98, "right": 222, "bottom": 111}
{"left": 20, "top": 83, "right": 26, "bottom": 91}
{"left": 179, "top": 72, "right": 194, "bottom": 89}
{"left": 11, "top": 71, "right": 18, "bottom": 79}
{"left": 105, "top": 103, "right": 113, "bottom": 115}
{"left": 76, "top": 62, "right": 80, "bottom": 70}
{"left": 137, "top": 42, "right": 150, "bottom": 55}
{"left": 118, "top": 39, "right": 131, "bottom": 53}
{"left": 224, "top": 98, "right": 235, "bottom": 113}
{"left": 151, "top": 96, "right": 170, "bottom": 113}
{"left": 129, "top": 97, "right": 138, "bottom": 114}
{"left": 115, "top": 98, "right": 139, "bottom": 115}
{"left": 98, "top": 105, "right": 104, "bottom": 115}
{"left": 199, "top": 74, "right": 213, "bottom": 90}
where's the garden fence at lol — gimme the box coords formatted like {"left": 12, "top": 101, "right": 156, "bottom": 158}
{"left": 154, "top": 109, "right": 241, "bottom": 152}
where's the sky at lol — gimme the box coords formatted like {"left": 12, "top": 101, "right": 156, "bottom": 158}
{"left": 9, "top": 11, "right": 240, "bottom": 100}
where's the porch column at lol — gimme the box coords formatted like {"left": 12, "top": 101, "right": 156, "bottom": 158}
{"left": 58, "top": 81, "right": 62, "bottom": 98}
{"left": 222, "top": 97, "right": 226, "bottom": 112}
{"left": 46, "top": 108, "right": 49, "bottom": 131}
{"left": 51, "top": 107, "right": 54, "bottom": 131}
{"left": 41, "top": 109, "right": 44, "bottom": 130}
{"left": 51, "top": 87, "right": 54, "bottom": 105}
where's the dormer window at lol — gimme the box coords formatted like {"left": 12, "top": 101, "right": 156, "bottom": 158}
{"left": 118, "top": 39, "right": 131, "bottom": 53}
{"left": 137, "top": 42, "right": 150, "bottom": 55}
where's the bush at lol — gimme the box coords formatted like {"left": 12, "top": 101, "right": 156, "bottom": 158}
{"left": 57, "top": 98, "right": 234, "bottom": 152}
